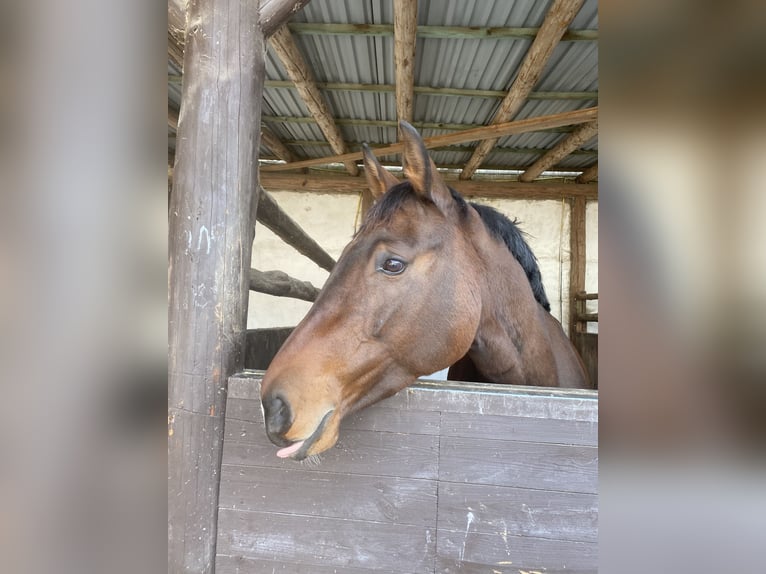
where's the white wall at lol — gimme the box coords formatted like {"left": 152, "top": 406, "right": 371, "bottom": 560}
{"left": 248, "top": 191, "right": 598, "bottom": 336}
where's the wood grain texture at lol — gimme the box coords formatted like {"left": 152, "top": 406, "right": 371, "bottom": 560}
{"left": 438, "top": 482, "right": 598, "bottom": 543}
{"left": 439, "top": 436, "right": 598, "bottom": 493}
{"left": 268, "top": 25, "right": 359, "bottom": 175}
{"left": 394, "top": 0, "right": 418, "bottom": 126}
{"left": 217, "top": 509, "right": 436, "bottom": 571}
{"left": 217, "top": 373, "right": 598, "bottom": 572}
{"left": 460, "top": 0, "right": 586, "bottom": 179}
{"left": 260, "top": 107, "right": 598, "bottom": 171}
{"left": 167, "top": 0, "right": 264, "bottom": 570}
{"left": 576, "top": 161, "right": 598, "bottom": 183}
{"left": 248, "top": 268, "right": 320, "bottom": 301}
{"left": 220, "top": 465, "right": 437, "bottom": 526}
{"left": 519, "top": 121, "right": 599, "bottom": 182}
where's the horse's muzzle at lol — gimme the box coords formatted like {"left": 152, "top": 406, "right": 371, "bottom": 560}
{"left": 262, "top": 395, "right": 293, "bottom": 446}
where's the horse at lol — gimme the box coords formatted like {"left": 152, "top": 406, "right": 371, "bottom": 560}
{"left": 260, "top": 121, "right": 589, "bottom": 460}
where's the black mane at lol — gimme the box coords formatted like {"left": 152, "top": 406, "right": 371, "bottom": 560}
{"left": 359, "top": 182, "right": 551, "bottom": 312}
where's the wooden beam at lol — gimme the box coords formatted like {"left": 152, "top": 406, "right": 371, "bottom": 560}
{"left": 256, "top": 188, "right": 336, "bottom": 272}
{"left": 260, "top": 126, "right": 297, "bottom": 163}
{"left": 168, "top": 0, "right": 264, "bottom": 570}
{"left": 259, "top": 0, "right": 313, "bottom": 38}
{"left": 460, "top": 0, "right": 585, "bottom": 180}
{"left": 286, "top": 22, "right": 598, "bottom": 41}
{"left": 576, "top": 162, "right": 598, "bottom": 183}
{"left": 171, "top": 75, "right": 599, "bottom": 101}
{"left": 394, "top": 0, "right": 418, "bottom": 127}
{"left": 260, "top": 173, "right": 597, "bottom": 200}
{"left": 168, "top": 106, "right": 178, "bottom": 131}
{"left": 249, "top": 269, "right": 321, "bottom": 302}
{"left": 568, "top": 197, "right": 587, "bottom": 337}
{"left": 262, "top": 114, "right": 579, "bottom": 133}
{"left": 519, "top": 121, "right": 598, "bottom": 182}
{"left": 261, "top": 106, "right": 597, "bottom": 172}
{"left": 269, "top": 25, "right": 359, "bottom": 176}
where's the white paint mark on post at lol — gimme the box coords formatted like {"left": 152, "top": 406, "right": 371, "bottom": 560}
{"left": 460, "top": 511, "right": 476, "bottom": 562}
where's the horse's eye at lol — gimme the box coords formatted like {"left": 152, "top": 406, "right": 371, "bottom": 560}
{"left": 380, "top": 258, "right": 406, "bottom": 275}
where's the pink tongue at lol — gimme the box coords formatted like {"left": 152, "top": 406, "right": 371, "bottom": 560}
{"left": 276, "top": 440, "right": 305, "bottom": 458}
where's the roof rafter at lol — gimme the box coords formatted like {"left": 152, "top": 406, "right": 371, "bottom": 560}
{"left": 575, "top": 162, "right": 598, "bottom": 183}
{"left": 460, "top": 0, "right": 586, "bottom": 180}
{"left": 259, "top": 0, "right": 313, "bottom": 38}
{"left": 260, "top": 126, "right": 297, "bottom": 163}
{"left": 519, "top": 121, "right": 598, "bottom": 182}
{"left": 269, "top": 24, "right": 359, "bottom": 176}
{"left": 394, "top": 0, "right": 418, "bottom": 127}
{"left": 261, "top": 106, "right": 597, "bottom": 172}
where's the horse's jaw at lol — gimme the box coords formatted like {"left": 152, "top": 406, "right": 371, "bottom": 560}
{"left": 275, "top": 409, "right": 339, "bottom": 460}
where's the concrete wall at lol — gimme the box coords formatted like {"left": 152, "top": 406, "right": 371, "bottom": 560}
{"left": 248, "top": 191, "right": 598, "bottom": 336}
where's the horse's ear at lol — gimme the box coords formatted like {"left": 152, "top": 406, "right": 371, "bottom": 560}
{"left": 362, "top": 144, "right": 398, "bottom": 200}
{"left": 399, "top": 121, "right": 453, "bottom": 213}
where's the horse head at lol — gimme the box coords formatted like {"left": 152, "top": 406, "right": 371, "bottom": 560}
{"left": 260, "top": 122, "right": 485, "bottom": 459}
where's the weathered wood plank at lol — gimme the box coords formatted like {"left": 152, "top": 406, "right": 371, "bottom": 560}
{"left": 223, "top": 424, "right": 439, "bottom": 480}
{"left": 436, "top": 530, "right": 597, "bottom": 574}
{"left": 167, "top": 0, "right": 264, "bottom": 570}
{"left": 438, "top": 482, "right": 598, "bottom": 543}
{"left": 217, "top": 555, "right": 415, "bottom": 574}
{"left": 441, "top": 411, "right": 597, "bottom": 446}
{"left": 227, "top": 374, "right": 598, "bottom": 423}
{"left": 439, "top": 436, "right": 598, "bottom": 493}
{"left": 220, "top": 465, "right": 437, "bottom": 526}
{"left": 217, "top": 509, "right": 436, "bottom": 572}
{"left": 261, "top": 107, "right": 598, "bottom": 171}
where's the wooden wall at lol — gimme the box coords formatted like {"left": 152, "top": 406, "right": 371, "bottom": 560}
{"left": 217, "top": 373, "right": 598, "bottom": 573}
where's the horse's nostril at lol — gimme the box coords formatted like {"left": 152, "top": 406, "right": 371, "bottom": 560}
{"left": 263, "top": 395, "right": 292, "bottom": 443}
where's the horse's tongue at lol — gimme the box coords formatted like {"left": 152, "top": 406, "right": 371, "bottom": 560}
{"left": 276, "top": 440, "right": 305, "bottom": 458}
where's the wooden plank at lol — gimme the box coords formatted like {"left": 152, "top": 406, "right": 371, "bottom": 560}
{"left": 248, "top": 268, "right": 320, "bottom": 301}
{"left": 219, "top": 465, "right": 437, "bottom": 526}
{"left": 436, "top": 531, "right": 597, "bottom": 574}
{"left": 438, "top": 482, "right": 598, "bottom": 543}
{"left": 217, "top": 509, "right": 436, "bottom": 572}
{"left": 260, "top": 107, "right": 598, "bottom": 171}
{"left": 167, "top": 0, "right": 264, "bottom": 570}
{"left": 260, "top": 126, "right": 297, "bottom": 163}
{"left": 224, "top": 397, "right": 442, "bottom": 436}
{"left": 223, "top": 422, "right": 440, "bottom": 480}
{"left": 227, "top": 374, "right": 598, "bottom": 423}
{"left": 438, "top": 436, "right": 598, "bottom": 493}
{"left": 394, "top": 0, "right": 417, "bottom": 127}
{"left": 261, "top": 172, "right": 597, "bottom": 200}
{"left": 519, "top": 121, "right": 599, "bottom": 182}
{"left": 269, "top": 25, "right": 359, "bottom": 176}
{"left": 460, "top": 0, "right": 586, "bottom": 179}
{"left": 576, "top": 161, "right": 598, "bottom": 183}
{"left": 217, "top": 555, "right": 415, "bottom": 574}
{"left": 255, "top": 188, "right": 336, "bottom": 272}
{"left": 286, "top": 22, "right": 598, "bottom": 42}
{"left": 259, "top": 0, "right": 313, "bottom": 38}
{"left": 440, "top": 411, "right": 597, "bottom": 446}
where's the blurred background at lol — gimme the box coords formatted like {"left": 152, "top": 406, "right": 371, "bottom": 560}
{"left": 0, "top": 0, "right": 764, "bottom": 572}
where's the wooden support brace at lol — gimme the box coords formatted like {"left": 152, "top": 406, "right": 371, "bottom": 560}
{"left": 261, "top": 106, "right": 597, "bottom": 172}
{"left": 256, "top": 188, "right": 337, "bottom": 272}
{"left": 249, "top": 269, "right": 321, "bottom": 302}
{"left": 261, "top": 126, "right": 297, "bottom": 163}
{"left": 460, "top": 0, "right": 586, "bottom": 180}
{"left": 260, "top": 0, "right": 313, "bottom": 38}
{"left": 568, "top": 197, "right": 587, "bottom": 337}
{"left": 520, "top": 121, "right": 598, "bottom": 182}
{"left": 269, "top": 25, "right": 359, "bottom": 176}
{"left": 576, "top": 162, "right": 598, "bottom": 184}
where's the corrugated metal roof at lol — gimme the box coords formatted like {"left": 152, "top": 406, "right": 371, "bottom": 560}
{"left": 171, "top": 0, "right": 598, "bottom": 177}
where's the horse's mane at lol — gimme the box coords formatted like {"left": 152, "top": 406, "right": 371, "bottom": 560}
{"left": 360, "top": 181, "right": 551, "bottom": 312}
{"left": 468, "top": 202, "right": 551, "bottom": 312}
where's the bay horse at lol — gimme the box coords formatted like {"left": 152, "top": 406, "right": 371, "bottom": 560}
{"left": 261, "top": 121, "right": 589, "bottom": 460}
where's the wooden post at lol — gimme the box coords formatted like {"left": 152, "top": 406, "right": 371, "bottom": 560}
{"left": 568, "top": 196, "right": 587, "bottom": 337}
{"left": 167, "top": 0, "right": 264, "bottom": 571}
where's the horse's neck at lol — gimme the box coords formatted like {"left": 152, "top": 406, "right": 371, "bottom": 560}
{"left": 468, "top": 229, "right": 559, "bottom": 386}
